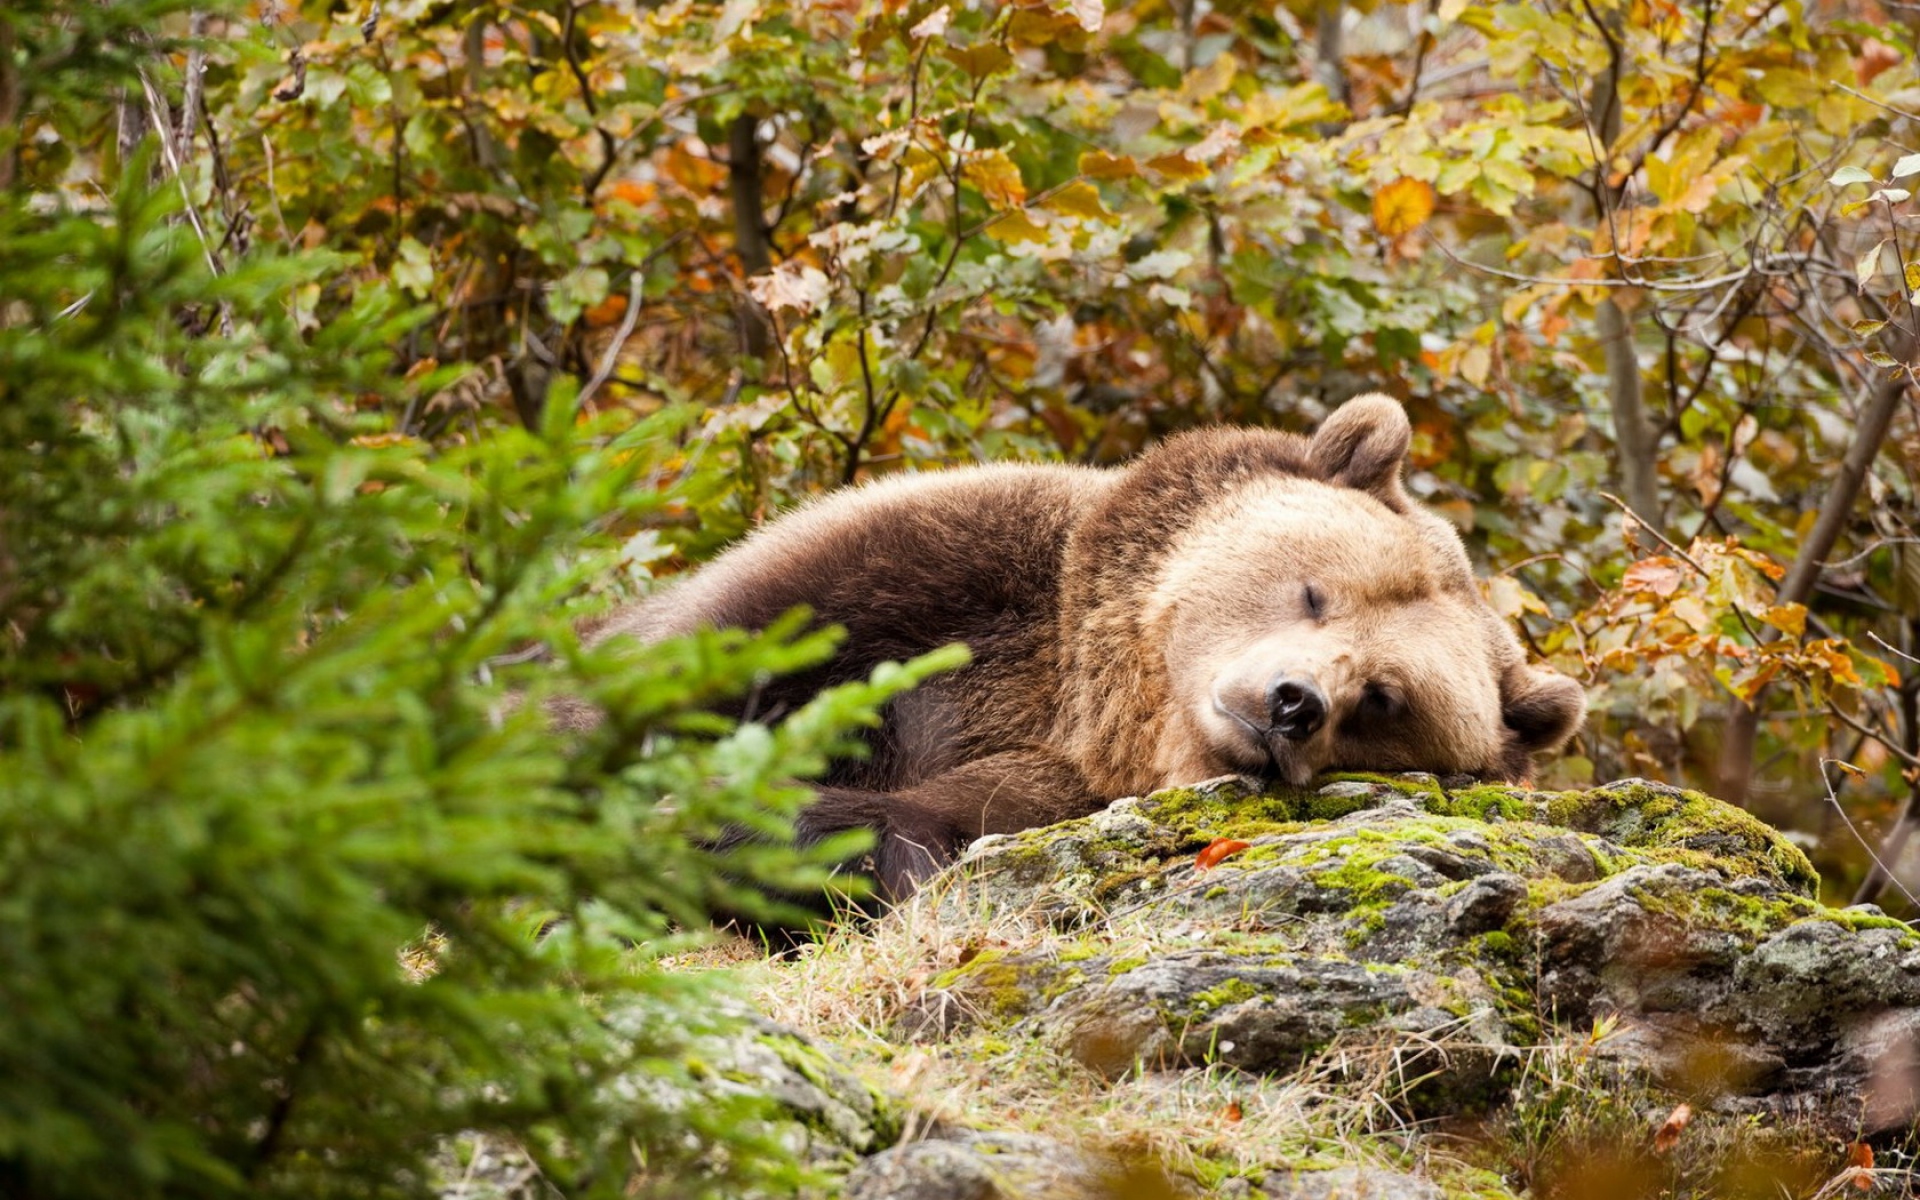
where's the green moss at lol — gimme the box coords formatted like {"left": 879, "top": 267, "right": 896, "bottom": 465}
{"left": 1820, "top": 907, "right": 1920, "bottom": 938}
{"left": 1542, "top": 781, "right": 1819, "bottom": 896}
{"left": 1108, "top": 955, "right": 1149, "bottom": 976}
{"left": 1186, "top": 977, "right": 1259, "bottom": 1012}
{"left": 1621, "top": 881, "right": 1825, "bottom": 945}
{"left": 1203, "top": 885, "right": 1229, "bottom": 900}
{"left": 1427, "top": 782, "right": 1537, "bottom": 823}
{"left": 1305, "top": 850, "right": 1417, "bottom": 906}
{"left": 1345, "top": 909, "right": 1387, "bottom": 946}
{"left": 1138, "top": 783, "right": 1299, "bottom": 836}
{"left": 932, "top": 950, "right": 1034, "bottom": 1019}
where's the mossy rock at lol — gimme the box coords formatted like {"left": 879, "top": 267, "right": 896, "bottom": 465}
{"left": 908, "top": 774, "right": 1920, "bottom": 1126}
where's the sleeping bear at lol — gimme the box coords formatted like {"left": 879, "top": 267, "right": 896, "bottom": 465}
{"left": 578, "top": 395, "right": 1586, "bottom": 900}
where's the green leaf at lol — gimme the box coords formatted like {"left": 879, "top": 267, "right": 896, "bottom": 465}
{"left": 1828, "top": 165, "right": 1875, "bottom": 187}
{"left": 390, "top": 236, "right": 434, "bottom": 296}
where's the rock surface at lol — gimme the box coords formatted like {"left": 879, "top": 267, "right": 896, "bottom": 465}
{"left": 902, "top": 773, "right": 1920, "bottom": 1126}
{"left": 461, "top": 775, "right": 1920, "bottom": 1197}
{"left": 780, "top": 775, "right": 1920, "bottom": 1196}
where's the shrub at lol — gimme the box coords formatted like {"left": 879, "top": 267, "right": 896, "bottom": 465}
{"left": 0, "top": 6, "right": 948, "bottom": 1194}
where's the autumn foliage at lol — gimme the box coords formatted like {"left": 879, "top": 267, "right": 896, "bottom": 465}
{"left": 5, "top": 0, "right": 1920, "bottom": 1192}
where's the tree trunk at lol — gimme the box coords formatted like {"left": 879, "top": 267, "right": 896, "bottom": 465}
{"left": 1597, "top": 297, "right": 1661, "bottom": 530}
{"left": 728, "top": 112, "right": 774, "bottom": 360}
{"left": 1582, "top": 6, "right": 1662, "bottom": 537}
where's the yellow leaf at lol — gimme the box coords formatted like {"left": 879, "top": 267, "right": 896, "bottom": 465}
{"left": 1043, "top": 180, "right": 1111, "bottom": 221}
{"left": 1079, "top": 150, "right": 1139, "bottom": 180}
{"left": 942, "top": 43, "right": 1013, "bottom": 79}
{"left": 982, "top": 208, "right": 1049, "bottom": 244}
{"left": 1669, "top": 595, "right": 1711, "bottom": 632}
{"left": 1762, "top": 602, "right": 1807, "bottom": 638}
{"left": 1178, "top": 52, "right": 1237, "bottom": 105}
{"left": 1145, "top": 151, "right": 1211, "bottom": 182}
{"left": 1372, "top": 176, "right": 1436, "bottom": 237}
{"left": 963, "top": 148, "right": 1027, "bottom": 209}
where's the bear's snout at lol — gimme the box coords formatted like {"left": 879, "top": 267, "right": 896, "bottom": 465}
{"left": 1266, "top": 675, "right": 1328, "bottom": 741}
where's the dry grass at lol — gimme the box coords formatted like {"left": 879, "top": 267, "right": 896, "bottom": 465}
{"left": 735, "top": 872, "right": 1510, "bottom": 1193}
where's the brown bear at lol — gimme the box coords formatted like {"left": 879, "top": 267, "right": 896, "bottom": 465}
{"left": 584, "top": 395, "right": 1586, "bottom": 900}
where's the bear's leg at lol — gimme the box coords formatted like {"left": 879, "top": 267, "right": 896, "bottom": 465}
{"left": 800, "top": 749, "right": 1105, "bottom": 901}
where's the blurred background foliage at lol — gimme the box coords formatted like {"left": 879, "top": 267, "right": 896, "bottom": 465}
{"left": 7, "top": 0, "right": 1920, "bottom": 1190}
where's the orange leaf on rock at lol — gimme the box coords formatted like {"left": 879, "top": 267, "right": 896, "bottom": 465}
{"left": 1846, "top": 1141, "right": 1874, "bottom": 1188}
{"left": 1195, "top": 838, "right": 1252, "bottom": 870}
{"left": 1372, "top": 177, "right": 1436, "bottom": 237}
{"left": 1651, "top": 1102, "right": 1692, "bottom": 1153}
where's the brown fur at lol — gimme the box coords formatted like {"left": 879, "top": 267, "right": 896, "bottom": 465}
{"left": 581, "top": 395, "right": 1586, "bottom": 899}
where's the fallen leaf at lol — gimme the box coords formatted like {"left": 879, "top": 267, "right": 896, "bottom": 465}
{"left": 1652, "top": 1102, "right": 1691, "bottom": 1153}
{"left": 1195, "top": 838, "right": 1252, "bottom": 870}
{"left": 1222, "top": 1100, "right": 1243, "bottom": 1122}
{"left": 1845, "top": 1141, "right": 1874, "bottom": 1190}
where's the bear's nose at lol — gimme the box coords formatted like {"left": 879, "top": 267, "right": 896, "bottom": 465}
{"left": 1266, "top": 676, "right": 1328, "bottom": 741}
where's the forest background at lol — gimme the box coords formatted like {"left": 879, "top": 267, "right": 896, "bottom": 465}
{"left": 5, "top": 0, "right": 1920, "bottom": 1194}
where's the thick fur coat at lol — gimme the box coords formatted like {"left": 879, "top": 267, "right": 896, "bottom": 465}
{"left": 583, "top": 396, "right": 1586, "bottom": 898}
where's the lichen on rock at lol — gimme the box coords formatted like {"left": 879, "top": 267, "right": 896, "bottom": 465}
{"left": 771, "top": 774, "right": 1920, "bottom": 1195}
{"left": 724, "top": 774, "right": 1920, "bottom": 1197}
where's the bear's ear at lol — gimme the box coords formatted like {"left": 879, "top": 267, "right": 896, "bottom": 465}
{"left": 1501, "top": 666, "right": 1587, "bottom": 754}
{"left": 1310, "top": 393, "right": 1412, "bottom": 506}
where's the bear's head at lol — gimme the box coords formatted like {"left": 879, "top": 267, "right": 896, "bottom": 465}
{"left": 1122, "top": 395, "right": 1586, "bottom": 788}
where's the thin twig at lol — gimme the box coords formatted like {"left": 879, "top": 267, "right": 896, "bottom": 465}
{"left": 1821, "top": 758, "right": 1920, "bottom": 910}
{"left": 577, "top": 269, "right": 645, "bottom": 411}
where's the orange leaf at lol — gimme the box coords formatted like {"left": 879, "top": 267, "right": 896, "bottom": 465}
{"left": 1079, "top": 150, "right": 1139, "bottom": 180}
{"left": 1847, "top": 1141, "right": 1874, "bottom": 1189}
{"left": 1622, "top": 556, "right": 1686, "bottom": 598}
{"left": 1372, "top": 177, "right": 1436, "bottom": 237}
{"left": 1144, "top": 151, "right": 1212, "bottom": 183}
{"left": 1195, "top": 838, "right": 1252, "bottom": 870}
{"left": 603, "top": 180, "right": 654, "bottom": 208}
{"left": 1652, "top": 1102, "right": 1692, "bottom": 1153}
{"left": 1222, "top": 1100, "right": 1243, "bottom": 1122}
{"left": 583, "top": 292, "right": 629, "bottom": 328}
{"left": 963, "top": 148, "right": 1027, "bottom": 209}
